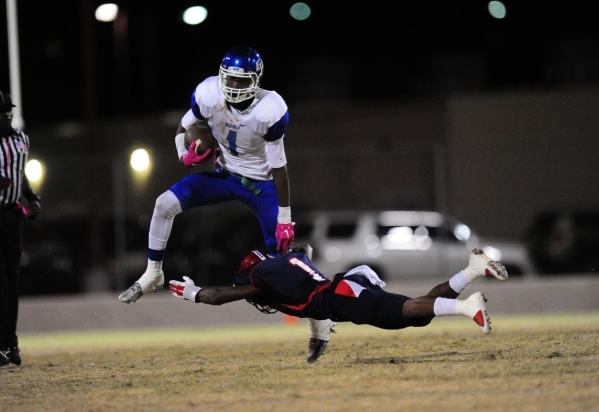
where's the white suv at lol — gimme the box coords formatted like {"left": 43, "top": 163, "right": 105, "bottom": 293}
{"left": 294, "top": 210, "right": 536, "bottom": 281}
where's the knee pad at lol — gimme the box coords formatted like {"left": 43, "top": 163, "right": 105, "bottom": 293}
{"left": 154, "top": 191, "right": 182, "bottom": 219}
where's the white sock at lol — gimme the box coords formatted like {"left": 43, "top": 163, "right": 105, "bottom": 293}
{"left": 433, "top": 297, "right": 457, "bottom": 317}
{"left": 137, "top": 259, "right": 163, "bottom": 293}
{"left": 309, "top": 318, "right": 332, "bottom": 340}
{"left": 449, "top": 270, "right": 472, "bottom": 294}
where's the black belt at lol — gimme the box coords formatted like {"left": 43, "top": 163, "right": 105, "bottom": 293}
{"left": 218, "top": 167, "right": 261, "bottom": 195}
{"left": 0, "top": 203, "right": 17, "bottom": 210}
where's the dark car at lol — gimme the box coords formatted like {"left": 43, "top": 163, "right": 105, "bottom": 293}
{"left": 20, "top": 216, "right": 150, "bottom": 295}
{"left": 525, "top": 208, "right": 599, "bottom": 274}
{"left": 19, "top": 211, "right": 267, "bottom": 295}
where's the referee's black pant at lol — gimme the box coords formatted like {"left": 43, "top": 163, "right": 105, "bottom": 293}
{"left": 0, "top": 206, "right": 23, "bottom": 349}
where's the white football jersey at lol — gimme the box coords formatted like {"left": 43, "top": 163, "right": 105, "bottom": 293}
{"left": 181, "top": 76, "right": 289, "bottom": 181}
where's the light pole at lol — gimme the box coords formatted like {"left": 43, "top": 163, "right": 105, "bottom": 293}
{"left": 112, "top": 148, "right": 151, "bottom": 289}
{"left": 6, "top": 0, "right": 24, "bottom": 129}
{"left": 112, "top": 155, "right": 127, "bottom": 290}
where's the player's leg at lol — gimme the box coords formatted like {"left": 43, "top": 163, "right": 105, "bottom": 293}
{"left": 424, "top": 248, "right": 509, "bottom": 299}
{"left": 118, "top": 190, "right": 180, "bottom": 303}
{"left": 402, "top": 291, "right": 492, "bottom": 333}
{"left": 330, "top": 270, "right": 493, "bottom": 334}
{"left": 239, "top": 179, "right": 279, "bottom": 254}
{"left": 119, "top": 172, "right": 232, "bottom": 303}
{"left": 0, "top": 208, "right": 23, "bottom": 366}
{"left": 403, "top": 248, "right": 508, "bottom": 333}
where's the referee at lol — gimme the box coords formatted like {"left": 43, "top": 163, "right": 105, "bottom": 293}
{"left": 0, "top": 91, "right": 41, "bottom": 367}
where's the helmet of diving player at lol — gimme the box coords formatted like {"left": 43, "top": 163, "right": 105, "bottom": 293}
{"left": 237, "top": 250, "right": 267, "bottom": 274}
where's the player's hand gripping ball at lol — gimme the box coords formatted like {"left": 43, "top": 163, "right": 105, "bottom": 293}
{"left": 181, "top": 122, "right": 215, "bottom": 168}
{"left": 184, "top": 122, "right": 215, "bottom": 155}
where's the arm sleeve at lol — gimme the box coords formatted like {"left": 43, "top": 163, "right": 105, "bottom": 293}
{"left": 181, "top": 109, "right": 200, "bottom": 129}
{"left": 266, "top": 139, "right": 287, "bottom": 168}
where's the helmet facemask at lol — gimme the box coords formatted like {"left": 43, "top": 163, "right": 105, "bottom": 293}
{"left": 219, "top": 46, "right": 264, "bottom": 103}
{"left": 219, "top": 66, "right": 262, "bottom": 103}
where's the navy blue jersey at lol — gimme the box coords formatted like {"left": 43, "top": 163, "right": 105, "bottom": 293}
{"left": 234, "top": 252, "right": 411, "bottom": 330}
{"left": 234, "top": 251, "right": 332, "bottom": 319}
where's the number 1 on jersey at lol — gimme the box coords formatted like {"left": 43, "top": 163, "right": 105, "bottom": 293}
{"left": 289, "top": 257, "right": 326, "bottom": 281}
{"left": 226, "top": 130, "right": 239, "bottom": 156}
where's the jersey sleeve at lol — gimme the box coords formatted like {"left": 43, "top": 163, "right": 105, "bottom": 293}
{"left": 190, "top": 76, "right": 222, "bottom": 120}
{"left": 265, "top": 139, "right": 287, "bottom": 168}
{"left": 180, "top": 109, "right": 199, "bottom": 129}
{"left": 250, "top": 91, "right": 289, "bottom": 142}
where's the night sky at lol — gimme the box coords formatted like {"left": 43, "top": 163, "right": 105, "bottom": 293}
{"left": 2, "top": 1, "right": 598, "bottom": 125}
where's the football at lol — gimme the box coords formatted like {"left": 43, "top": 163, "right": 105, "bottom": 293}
{"left": 184, "top": 122, "right": 215, "bottom": 155}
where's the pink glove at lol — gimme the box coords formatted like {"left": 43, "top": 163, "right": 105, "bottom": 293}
{"left": 213, "top": 147, "right": 222, "bottom": 169}
{"left": 181, "top": 142, "right": 214, "bottom": 168}
{"left": 275, "top": 223, "right": 295, "bottom": 252}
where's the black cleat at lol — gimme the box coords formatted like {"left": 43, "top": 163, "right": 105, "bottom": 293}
{"left": 306, "top": 338, "right": 329, "bottom": 364}
{"left": 5, "top": 346, "right": 21, "bottom": 366}
{"left": 0, "top": 351, "right": 9, "bottom": 367}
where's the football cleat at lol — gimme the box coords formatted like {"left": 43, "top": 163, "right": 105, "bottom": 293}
{"left": 307, "top": 319, "right": 337, "bottom": 363}
{"left": 119, "top": 282, "right": 144, "bottom": 303}
{"left": 464, "top": 291, "right": 491, "bottom": 334}
{"left": 307, "top": 339, "right": 329, "bottom": 364}
{"left": 468, "top": 248, "right": 508, "bottom": 281}
{"left": 5, "top": 346, "right": 21, "bottom": 366}
{"left": 118, "top": 268, "right": 164, "bottom": 303}
{"left": 0, "top": 350, "right": 9, "bottom": 367}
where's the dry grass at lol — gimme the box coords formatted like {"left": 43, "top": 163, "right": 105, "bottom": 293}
{"left": 2, "top": 313, "right": 599, "bottom": 412}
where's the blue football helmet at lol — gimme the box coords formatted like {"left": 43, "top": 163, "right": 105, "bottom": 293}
{"left": 219, "top": 46, "right": 264, "bottom": 103}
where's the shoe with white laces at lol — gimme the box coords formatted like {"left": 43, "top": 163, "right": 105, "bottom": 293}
{"left": 466, "top": 248, "right": 508, "bottom": 281}
{"left": 306, "top": 319, "right": 337, "bottom": 363}
{"left": 457, "top": 291, "right": 491, "bottom": 334}
{"left": 0, "top": 350, "right": 9, "bottom": 367}
{"left": 119, "top": 261, "right": 164, "bottom": 303}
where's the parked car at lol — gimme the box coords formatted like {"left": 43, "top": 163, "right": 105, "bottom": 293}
{"left": 293, "top": 210, "right": 536, "bottom": 281}
{"left": 525, "top": 208, "right": 599, "bottom": 274}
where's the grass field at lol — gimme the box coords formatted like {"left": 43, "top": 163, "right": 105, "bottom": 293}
{"left": 2, "top": 312, "right": 599, "bottom": 412}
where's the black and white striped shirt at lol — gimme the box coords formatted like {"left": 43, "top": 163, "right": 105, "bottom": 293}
{"left": 0, "top": 127, "right": 30, "bottom": 206}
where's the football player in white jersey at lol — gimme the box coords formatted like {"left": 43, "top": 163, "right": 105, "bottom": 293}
{"left": 119, "top": 46, "right": 336, "bottom": 362}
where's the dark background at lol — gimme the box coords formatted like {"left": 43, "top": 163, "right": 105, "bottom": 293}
{"left": 3, "top": 1, "right": 599, "bottom": 294}
{"left": 2, "top": 1, "right": 599, "bottom": 125}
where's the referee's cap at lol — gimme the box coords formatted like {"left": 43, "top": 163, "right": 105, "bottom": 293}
{"left": 0, "top": 91, "right": 16, "bottom": 111}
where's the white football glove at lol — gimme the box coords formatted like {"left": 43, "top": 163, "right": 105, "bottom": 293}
{"left": 169, "top": 276, "right": 202, "bottom": 302}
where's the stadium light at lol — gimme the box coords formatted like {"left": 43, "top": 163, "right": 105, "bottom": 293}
{"left": 95, "top": 3, "right": 118, "bottom": 22}
{"left": 182, "top": 6, "right": 208, "bottom": 25}
{"left": 290, "top": 2, "right": 311, "bottom": 21}
{"left": 130, "top": 148, "right": 150, "bottom": 172}
{"left": 25, "top": 159, "right": 44, "bottom": 191}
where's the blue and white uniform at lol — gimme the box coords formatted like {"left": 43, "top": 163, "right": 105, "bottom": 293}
{"left": 170, "top": 76, "right": 290, "bottom": 254}
{"left": 182, "top": 76, "right": 289, "bottom": 181}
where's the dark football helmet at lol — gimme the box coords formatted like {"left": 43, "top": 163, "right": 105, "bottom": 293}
{"left": 219, "top": 46, "right": 264, "bottom": 103}
{"left": 237, "top": 250, "right": 267, "bottom": 274}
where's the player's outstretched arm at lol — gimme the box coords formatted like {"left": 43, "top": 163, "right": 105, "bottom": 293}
{"left": 170, "top": 277, "right": 261, "bottom": 305}
{"left": 272, "top": 166, "right": 294, "bottom": 252}
{"left": 199, "top": 285, "right": 260, "bottom": 305}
